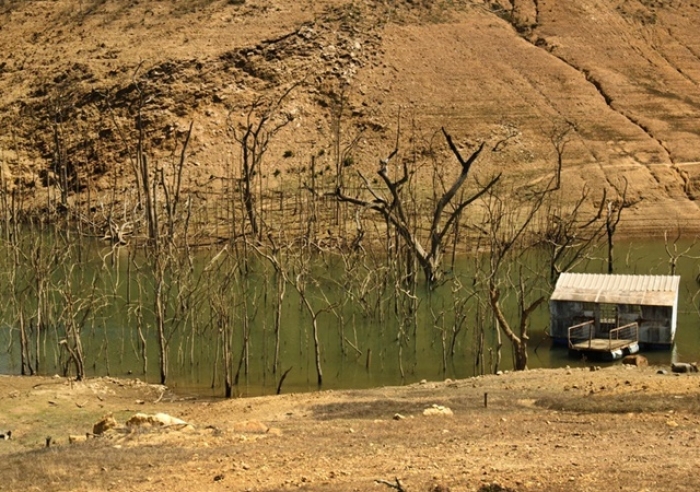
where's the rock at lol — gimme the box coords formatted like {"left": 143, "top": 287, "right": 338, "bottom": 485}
{"left": 622, "top": 355, "right": 648, "bottom": 367}
{"left": 393, "top": 413, "right": 406, "bottom": 421}
{"left": 657, "top": 369, "right": 668, "bottom": 375}
{"left": 477, "top": 482, "right": 516, "bottom": 492}
{"left": 232, "top": 420, "right": 269, "bottom": 434}
{"left": 68, "top": 434, "right": 91, "bottom": 444}
{"left": 423, "top": 404, "right": 453, "bottom": 416}
{"left": 126, "top": 412, "right": 190, "bottom": 429}
{"left": 671, "top": 362, "right": 699, "bottom": 374}
{"left": 321, "top": 45, "right": 337, "bottom": 59}
{"left": 93, "top": 415, "right": 118, "bottom": 435}
{"left": 430, "top": 482, "right": 451, "bottom": 492}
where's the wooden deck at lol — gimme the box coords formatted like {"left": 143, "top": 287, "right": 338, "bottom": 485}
{"left": 570, "top": 338, "right": 637, "bottom": 352}
{"left": 568, "top": 321, "right": 640, "bottom": 360}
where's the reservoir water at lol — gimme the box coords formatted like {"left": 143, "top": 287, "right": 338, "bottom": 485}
{"left": 0, "top": 235, "right": 697, "bottom": 397}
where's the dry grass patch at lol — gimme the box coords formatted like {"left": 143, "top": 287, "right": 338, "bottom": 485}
{"left": 536, "top": 392, "right": 700, "bottom": 414}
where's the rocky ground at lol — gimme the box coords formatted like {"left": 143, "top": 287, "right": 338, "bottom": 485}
{"left": 1, "top": 364, "right": 700, "bottom": 491}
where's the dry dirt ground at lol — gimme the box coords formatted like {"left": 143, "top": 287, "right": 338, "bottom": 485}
{"left": 1, "top": 0, "right": 700, "bottom": 236}
{"left": 1, "top": 366, "right": 700, "bottom": 491}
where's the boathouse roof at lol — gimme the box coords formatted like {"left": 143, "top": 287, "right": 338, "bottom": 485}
{"left": 550, "top": 273, "right": 681, "bottom": 307}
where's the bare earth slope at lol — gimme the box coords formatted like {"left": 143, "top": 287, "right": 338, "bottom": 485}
{"left": 0, "top": 0, "right": 699, "bottom": 234}
{"left": 1, "top": 367, "right": 700, "bottom": 491}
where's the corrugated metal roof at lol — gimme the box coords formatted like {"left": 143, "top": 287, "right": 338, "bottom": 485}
{"left": 550, "top": 273, "right": 680, "bottom": 306}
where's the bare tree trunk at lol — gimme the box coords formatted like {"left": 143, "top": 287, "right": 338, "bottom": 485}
{"left": 274, "top": 270, "right": 285, "bottom": 375}
{"left": 61, "top": 293, "right": 86, "bottom": 381}
{"left": 128, "top": 250, "right": 148, "bottom": 375}
{"left": 222, "top": 315, "right": 233, "bottom": 398}
{"left": 605, "top": 178, "right": 636, "bottom": 274}
{"left": 8, "top": 225, "right": 33, "bottom": 375}
{"left": 295, "top": 278, "right": 323, "bottom": 387}
{"left": 234, "top": 294, "right": 251, "bottom": 387}
{"left": 489, "top": 284, "right": 544, "bottom": 371}
{"left": 494, "top": 316, "right": 503, "bottom": 374}
{"left": 136, "top": 312, "right": 148, "bottom": 376}
{"left": 311, "top": 312, "right": 323, "bottom": 387}
{"left": 53, "top": 113, "right": 68, "bottom": 208}
{"left": 475, "top": 304, "right": 485, "bottom": 376}
{"left": 606, "top": 220, "right": 615, "bottom": 274}
{"left": 19, "top": 310, "right": 32, "bottom": 375}
{"left": 232, "top": 87, "right": 297, "bottom": 242}
{"left": 35, "top": 276, "right": 45, "bottom": 374}
{"left": 155, "top": 267, "right": 168, "bottom": 385}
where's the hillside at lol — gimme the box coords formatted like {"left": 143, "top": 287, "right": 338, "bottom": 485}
{"left": 1, "top": 0, "right": 699, "bottom": 235}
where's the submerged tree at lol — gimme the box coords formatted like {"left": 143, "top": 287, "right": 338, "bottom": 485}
{"left": 332, "top": 127, "right": 500, "bottom": 286}
{"left": 604, "top": 177, "right": 639, "bottom": 273}
{"left": 229, "top": 84, "right": 297, "bottom": 242}
{"left": 541, "top": 185, "right": 606, "bottom": 284}
{"left": 479, "top": 173, "right": 558, "bottom": 371}
{"left": 138, "top": 120, "right": 196, "bottom": 385}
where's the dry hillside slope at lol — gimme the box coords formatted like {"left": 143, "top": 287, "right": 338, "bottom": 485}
{"left": 0, "top": 0, "right": 699, "bottom": 235}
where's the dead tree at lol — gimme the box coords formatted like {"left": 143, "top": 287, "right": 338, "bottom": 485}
{"left": 481, "top": 176, "right": 556, "bottom": 371}
{"left": 664, "top": 229, "right": 699, "bottom": 276}
{"left": 605, "top": 177, "right": 638, "bottom": 274}
{"left": 549, "top": 121, "right": 576, "bottom": 191}
{"left": 541, "top": 121, "right": 607, "bottom": 283}
{"left": 230, "top": 85, "right": 297, "bottom": 242}
{"left": 251, "top": 237, "right": 336, "bottom": 388}
{"left": 488, "top": 269, "right": 545, "bottom": 372}
{"left": 139, "top": 121, "right": 194, "bottom": 385}
{"left": 332, "top": 127, "right": 500, "bottom": 286}
{"left": 55, "top": 267, "right": 105, "bottom": 381}
{"left": 542, "top": 185, "right": 606, "bottom": 283}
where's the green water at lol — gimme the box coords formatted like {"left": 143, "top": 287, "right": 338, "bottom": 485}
{"left": 0, "top": 235, "right": 698, "bottom": 397}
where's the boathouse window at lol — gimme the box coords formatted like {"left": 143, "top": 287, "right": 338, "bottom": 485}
{"left": 599, "top": 304, "right": 617, "bottom": 325}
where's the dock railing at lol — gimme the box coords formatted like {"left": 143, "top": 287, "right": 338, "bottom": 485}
{"left": 568, "top": 320, "right": 595, "bottom": 349}
{"left": 568, "top": 321, "right": 639, "bottom": 351}
{"left": 608, "top": 322, "right": 639, "bottom": 349}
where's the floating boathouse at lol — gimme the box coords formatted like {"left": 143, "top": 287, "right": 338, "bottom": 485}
{"left": 549, "top": 273, "right": 680, "bottom": 360}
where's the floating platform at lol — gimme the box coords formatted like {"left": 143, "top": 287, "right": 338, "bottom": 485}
{"left": 569, "top": 339, "right": 640, "bottom": 361}
{"left": 567, "top": 321, "right": 640, "bottom": 361}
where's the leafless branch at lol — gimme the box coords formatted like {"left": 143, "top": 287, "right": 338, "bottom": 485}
{"left": 375, "top": 477, "right": 406, "bottom": 492}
